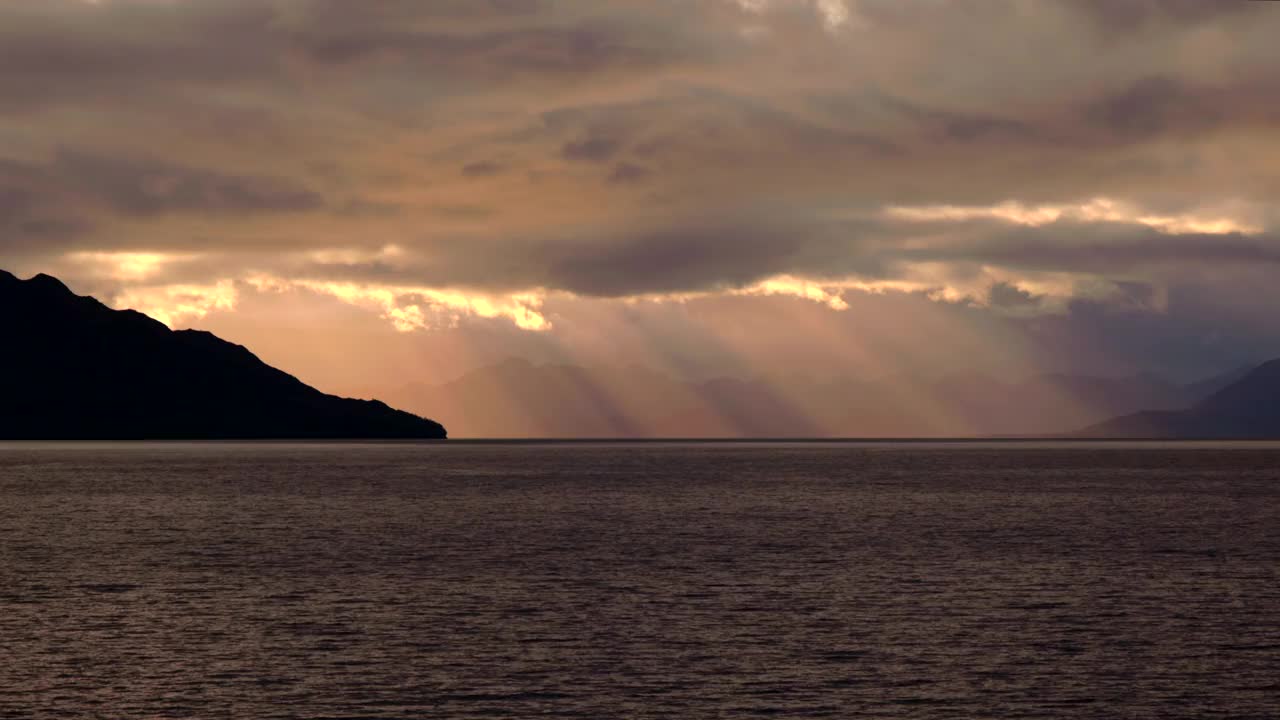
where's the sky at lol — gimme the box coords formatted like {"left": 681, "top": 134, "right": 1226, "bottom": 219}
{"left": 4, "top": 0, "right": 1280, "bottom": 406}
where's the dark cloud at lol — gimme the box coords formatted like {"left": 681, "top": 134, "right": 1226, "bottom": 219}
{"left": 6, "top": 217, "right": 89, "bottom": 242}
{"left": 988, "top": 282, "right": 1041, "bottom": 309}
{"left": 461, "top": 161, "right": 505, "bottom": 177}
{"left": 430, "top": 204, "right": 496, "bottom": 220}
{"left": 607, "top": 162, "right": 649, "bottom": 184}
{"left": 926, "top": 222, "right": 1280, "bottom": 275}
{"left": 296, "top": 26, "right": 662, "bottom": 74}
{"left": 1067, "top": 0, "right": 1259, "bottom": 33}
{"left": 543, "top": 221, "right": 805, "bottom": 296}
{"left": 334, "top": 199, "right": 402, "bottom": 217}
{"left": 1083, "top": 76, "right": 1223, "bottom": 138}
{"left": 874, "top": 95, "right": 1041, "bottom": 145}
{"left": 0, "top": 162, "right": 90, "bottom": 247}
{"left": 561, "top": 136, "right": 622, "bottom": 162}
{"left": 0, "top": 1, "right": 280, "bottom": 111}
{"left": 0, "top": 187, "right": 34, "bottom": 223}
{"left": 49, "top": 150, "right": 323, "bottom": 216}
{"left": 0, "top": 1, "right": 708, "bottom": 116}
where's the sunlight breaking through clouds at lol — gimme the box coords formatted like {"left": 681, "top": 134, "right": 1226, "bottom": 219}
{"left": 729, "top": 0, "right": 853, "bottom": 30}
{"left": 246, "top": 275, "right": 551, "bottom": 332}
{"left": 884, "top": 198, "right": 1263, "bottom": 236}
{"left": 112, "top": 281, "right": 238, "bottom": 327}
{"left": 737, "top": 276, "right": 850, "bottom": 310}
{"left": 95, "top": 265, "right": 1167, "bottom": 337}
{"left": 62, "top": 246, "right": 1175, "bottom": 336}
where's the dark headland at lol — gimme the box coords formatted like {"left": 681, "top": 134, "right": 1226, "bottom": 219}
{"left": 0, "top": 269, "right": 446, "bottom": 440}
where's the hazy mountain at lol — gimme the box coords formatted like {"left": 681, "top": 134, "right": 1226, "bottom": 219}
{"left": 0, "top": 270, "right": 446, "bottom": 440}
{"left": 1179, "top": 363, "right": 1256, "bottom": 400}
{"left": 1080, "top": 360, "right": 1280, "bottom": 438}
{"left": 932, "top": 371, "right": 1191, "bottom": 436}
{"left": 399, "top": 357, "right": 1239, "bottom": 438}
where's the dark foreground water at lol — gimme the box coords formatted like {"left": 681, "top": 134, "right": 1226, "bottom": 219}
{"left": 1, "top": 442, "right": 1278, "bottom": 719}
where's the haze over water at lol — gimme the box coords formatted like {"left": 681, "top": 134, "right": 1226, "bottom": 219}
{"left": 2, "top": 442, "right": 1278, "bottom": 718}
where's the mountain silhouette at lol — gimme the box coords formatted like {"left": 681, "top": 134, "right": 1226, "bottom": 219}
{"left": 0, "top": 270, "right": 446, "bottom": 439}
{"left": 1079, "top": 359, "right": 1280, "bottom": 438}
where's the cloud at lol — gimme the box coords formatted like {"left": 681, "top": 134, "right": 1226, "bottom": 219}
{"left": 561, "top": 136, "right": 622, "bottom": 162}
{"left": 884, "top": 198, "right": 1262, "bottom": 235}
{"left": 111, "top": 280, "right": 239, "bottom": 327}
{"left": 1084, "top": 76, "right": 1223, "bottom": 138}
{"left": 987, "top": 281, "right": 1042, "bottom": 311}
{"left": 52, "top": 150, "right": 324, "bottom": 216}
{"left": 0, "top": 160, "right": 90, "bottom": 247}
{"left": 1065, "top": 0, "right": 1256, "bottom": 33}
{"left": 2, "top": 0, "right": 1280, "bottom": 380}
{"left": 246, "top": 275, "right": 551, "bottom": 332}
{"left": 460, "top": 160, "right": 505, "bottom": 177}
{"left": 730, "top": 0, "right": 854, "bottom": 32}
{"left": 607, "top": 162, "right": 649, "bottom": 184}
{"left": 67, "top": 251, "right": 198, "bottom": 282}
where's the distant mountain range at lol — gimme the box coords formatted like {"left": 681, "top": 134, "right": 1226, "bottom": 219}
{"left": 397, "top": 357, "right": 1254, "bottom": 438}
{"left": 0, "top": 270, "right": 446, "bottom": 440}
{"left": 1079, "top": 360, "right": 1280, "bottom": 438}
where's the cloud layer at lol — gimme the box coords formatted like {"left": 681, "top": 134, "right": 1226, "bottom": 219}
{"left": 4, "top": 0, "right": 1280, "bottom": 387}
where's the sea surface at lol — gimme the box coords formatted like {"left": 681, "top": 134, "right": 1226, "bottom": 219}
{"left": 1, "top": 441, "right": 1278, "bottom": 719}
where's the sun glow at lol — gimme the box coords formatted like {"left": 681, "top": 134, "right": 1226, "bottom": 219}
{"left": 68, "top": 251, "right": 200, "bottom": 282}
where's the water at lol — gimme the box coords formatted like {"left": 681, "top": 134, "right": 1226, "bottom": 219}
{"left": 1, "top": 441, "right": 1278, "bottom": 718}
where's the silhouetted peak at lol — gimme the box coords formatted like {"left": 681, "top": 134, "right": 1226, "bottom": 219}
{"left": 0, "top": 271, "right": 90, "bottom": 309}
{"left": 176, "top": 328, "right": 238, "bottom": 347}
{"left": 1197, "top": 358, "right": 1280, "bottom": 412}
{"left": 25, "top": 273, "right": 74, "bottom": 296}
{"left": 174, "top": 328, "right": 269, "bottom": 364}
{"left": 1217, "top": 358, "right": 1280, "bottom": 388}
{"left": 1251, "top": 358, "right": 1280, "bottom": 375}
